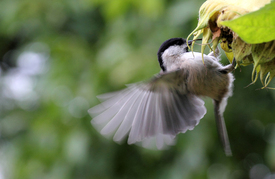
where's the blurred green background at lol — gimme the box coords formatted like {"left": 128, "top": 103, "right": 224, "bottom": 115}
{"left": 0, "top": 0, "right": 275, "bottom": 179}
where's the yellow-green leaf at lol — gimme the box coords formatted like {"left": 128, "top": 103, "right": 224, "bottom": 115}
{"left": 220, "top": 1, "right": 275, "bottom": 44}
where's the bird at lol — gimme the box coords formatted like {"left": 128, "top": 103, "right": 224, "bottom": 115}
{"left": 89, "top": 38, "right": 235, "bottom": 156}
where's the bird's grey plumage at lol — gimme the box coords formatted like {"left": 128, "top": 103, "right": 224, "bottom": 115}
{"left": 89, "top": 38, "right": 234, "bottom": 153}
{"left": 89, "top": 70, "right": 207, "bottom": 149}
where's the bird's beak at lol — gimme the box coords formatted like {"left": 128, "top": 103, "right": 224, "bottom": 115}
{"left": 188, "top": 38, "right": 202, "bottom": 45}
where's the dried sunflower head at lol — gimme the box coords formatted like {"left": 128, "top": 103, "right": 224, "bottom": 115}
{"left": 187, "top": 0, "right": 275, "bottom": 88}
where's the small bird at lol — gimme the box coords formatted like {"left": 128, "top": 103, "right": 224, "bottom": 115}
{"left": 89, "top": 38, "right": 235, "bottom": 156}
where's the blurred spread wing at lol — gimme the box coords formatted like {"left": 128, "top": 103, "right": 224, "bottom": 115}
{"left": 88, "top": 70, "right": 207, "bottom": 149}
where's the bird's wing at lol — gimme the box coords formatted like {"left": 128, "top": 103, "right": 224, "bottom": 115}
{"left": 88, "top": 70, "right": 207, "bottom": 149}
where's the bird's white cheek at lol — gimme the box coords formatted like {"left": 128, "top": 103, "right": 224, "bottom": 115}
{"left": 163, "top": 56, "right": 184, "bottom": 71}
{"left": 165, "top": 63, "right": 181, "bottom": 71}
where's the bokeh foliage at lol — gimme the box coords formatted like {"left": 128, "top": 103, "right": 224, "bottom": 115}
{"left": 0, "top": 0, "right": 275, "bottom": 179}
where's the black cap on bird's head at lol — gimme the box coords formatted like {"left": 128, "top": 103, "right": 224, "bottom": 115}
{"left": 157, "top": 38, "right": 201, "bottom": 71}
{"left": 157, "top": 38, "right": 185, "bottom": 72}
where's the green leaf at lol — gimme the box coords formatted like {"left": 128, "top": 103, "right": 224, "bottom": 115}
{"left": 220, "top": 1, "right": 275, "bottom": 44}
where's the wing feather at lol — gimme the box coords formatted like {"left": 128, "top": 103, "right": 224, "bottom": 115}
{"left": 113, "top": 88, "right": 144, "bottom": 142}
{"left": 89, "top": 70, "right": 207, "bottom": 149}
